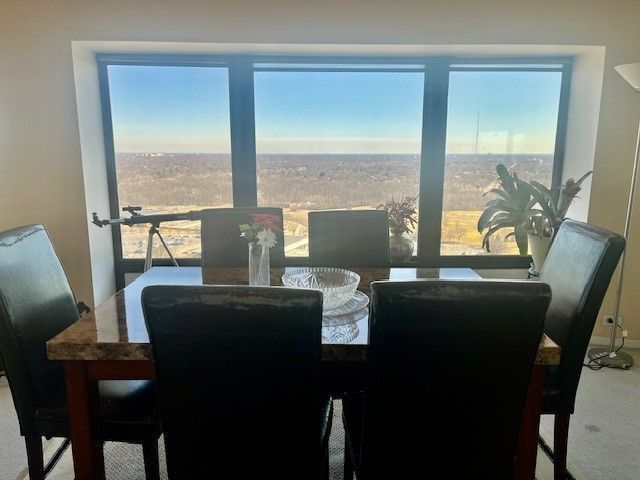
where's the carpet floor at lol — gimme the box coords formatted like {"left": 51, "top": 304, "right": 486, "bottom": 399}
{"left": 1, "top": 349, "right": 638, "bottom": 479}
{"left": 539, "top": 349, "right": 640, "bottom": 480}
{"left": 0, "top": 375, "right": 26, "bottom": 480}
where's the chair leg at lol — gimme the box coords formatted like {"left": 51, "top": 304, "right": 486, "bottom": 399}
{"left": 344, "top": 441, "right": 354, "bottom": 480}
{"left": 142, "top": 438, "right": 160, "bottom": 480}
{"left": 25, "top": 436, "right": 45, "bottom": 480}
{"left": 554, "top": 413, "right": 570, "bottom": 480}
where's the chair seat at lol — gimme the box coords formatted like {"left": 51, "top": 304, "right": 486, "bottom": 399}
{"left": 35, "top": 380, "right": 160, "bottom": 440}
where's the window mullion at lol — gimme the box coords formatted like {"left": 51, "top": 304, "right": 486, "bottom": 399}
{"left": 417, "top": 64, "right": 450, "bottom": 265}
{"left": 97, "top": 60, "right": 127, "bottom": 290}
{"left": 228, "top": 61, "right": 258, "bottom": 206}
{"left": 551, "top": 63, "right": 572, "bottom": 189}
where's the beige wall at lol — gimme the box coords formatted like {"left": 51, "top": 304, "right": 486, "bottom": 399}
{"left": 1, "top": 0, "right": 640, "bottom": 338}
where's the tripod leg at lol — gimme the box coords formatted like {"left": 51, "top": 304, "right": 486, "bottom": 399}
{"left": 155, "top": 230, "right": 179, "bottom": 267}
{"left": 144, "top": 228, "right": 155, "bottom": 272}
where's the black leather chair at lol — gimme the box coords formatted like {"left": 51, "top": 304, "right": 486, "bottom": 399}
{"left": 537, "top": 220, "right": 625, "bottom": 480}
{"left": 200, "top": 207, "right": 285, "bottom": 267}
{"left": 342, "top": 279, "right": 552, "bottom": 479}
{"left": 308, "top": 210, "right": 390, "bottom": 267}
{"left": 142, "top": 285, "right": 332, "bottom": 479}
{"left": 0, "top": 225, "right": 161, "bottom": 480}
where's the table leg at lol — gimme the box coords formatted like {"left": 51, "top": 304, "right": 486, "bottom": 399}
{"left": 515, "top": 364, "right": 545, "bottom": 480}
{"left": 64, "top": 361, "right": 105, "bottom": 480}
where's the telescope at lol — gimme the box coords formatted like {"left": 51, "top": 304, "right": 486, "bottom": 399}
{"left": 92, "top": 206, "right": 201, "bottom": 228}
{"left": 91, "top": 206, "right": 203, "bottom": 271}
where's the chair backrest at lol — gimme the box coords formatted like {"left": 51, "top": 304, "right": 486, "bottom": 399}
{"left": 308, "top": 210, "right": 390, "bottom": 267}
{"left": 0, "top": 225, "right": 79, "bottom": 436}
{"left": 142, "top": 285, "right": 324, "bottom": 478}
{"left": 539, "top": 219, "right": 625, "bottom": 412}
{"left": 358, "top": 280, "right": 551, "bottom": 479}
{"left": 200, "top": 207, "right": 285, "bottom": 268}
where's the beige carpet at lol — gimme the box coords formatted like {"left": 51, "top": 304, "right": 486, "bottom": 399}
{"left": 0, "top": 375, "right": 27, "bottom": 480}
{"left": 539, "top": 349, "right": 640, "bottom": 480}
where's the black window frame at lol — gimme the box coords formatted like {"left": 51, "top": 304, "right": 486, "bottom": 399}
{"left": 97, "top": 53, "right": 572, "bottom": 289}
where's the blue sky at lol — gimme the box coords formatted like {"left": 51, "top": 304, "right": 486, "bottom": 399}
{"left": 108, "top": 65, "right": 561, "bottom": 154}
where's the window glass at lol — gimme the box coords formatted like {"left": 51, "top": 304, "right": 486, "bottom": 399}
{"left": 107, "top": 65, "right": 231, "bottom": 258}
{"left": 441, "top": 70, "right": 562, "bottom": 255}
{"left": 254, "top": 70, "right": 424, "bottom": 256}
{"left": 102, "top": 58, "right": 569, "bottom": 270}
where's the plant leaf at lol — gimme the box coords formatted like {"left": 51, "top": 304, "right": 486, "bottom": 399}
{"left": 484, "top": 188, "right": 512, "bottom": 201}
{"left": 481, "top": 219, "right": 519, "bottom": 251}
{"left": 480, "top": 211, "right": 512, "bottom": 232}
{"left": 514, "top": 224, "right": 529, "bottom": 255}
{"left": 483, "top": 198, "right": 518, "bottom": 213}
{"left": 530, "top": 180, "right": 552, "bottom": 198}
{"left": 496, "top": 164, "right": 517, "bottom": 197}
{"left": 523, "top": 181, "right": 557, "bottom": 224}
{"left": 574, "top": 170, "right": 593, "bottom": 187}
{"left": 477, "top": 206, "right": 501, "bottom": 232}
{"left": 530, "top": 181, "right": 560, "bottom": 218}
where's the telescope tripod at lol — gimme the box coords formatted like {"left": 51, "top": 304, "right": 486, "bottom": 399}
{"left": 144, "top": 224, "right": 179, "bottom": 272}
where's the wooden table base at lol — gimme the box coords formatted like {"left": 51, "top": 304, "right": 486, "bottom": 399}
{"left": 64, "top": 362, "right": 105, "bottom": 480}
{"left": 515, "top": 365, "right": 545, "bottom": 480}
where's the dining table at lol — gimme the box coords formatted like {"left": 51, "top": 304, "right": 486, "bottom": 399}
{"left": 47, "top": 266, "right": 560, "bottom": 480}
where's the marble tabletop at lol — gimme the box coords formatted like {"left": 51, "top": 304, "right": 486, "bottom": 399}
{"left": 46, "top": 266, "right": 560, "bottom": 364}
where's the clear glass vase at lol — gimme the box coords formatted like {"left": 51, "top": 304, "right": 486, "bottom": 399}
{"left": 389, "top": 229, "right": 414, "bottom": 263}
{"left": 248, "top": 242, "right": 270, "bottom": 286}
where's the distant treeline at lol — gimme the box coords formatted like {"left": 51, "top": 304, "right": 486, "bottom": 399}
{"left": 115, "top": 152, "right": 553, "bottom": 211}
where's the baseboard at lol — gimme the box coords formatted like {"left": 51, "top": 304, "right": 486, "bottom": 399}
{"left": 590, "top": 335, "right": 640, "bottom": 349}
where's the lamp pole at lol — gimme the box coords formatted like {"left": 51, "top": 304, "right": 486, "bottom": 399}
{"left": 587, "top": 63, "right": 640, "bottom": 369}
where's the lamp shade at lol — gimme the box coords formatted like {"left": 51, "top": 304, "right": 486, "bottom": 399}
{"left": 615, "top": 63, "right": 640, "bottom": 91}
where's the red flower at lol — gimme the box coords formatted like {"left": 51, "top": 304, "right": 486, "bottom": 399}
{"left": 250, "top": 213, "right": 281, "bottom": 232}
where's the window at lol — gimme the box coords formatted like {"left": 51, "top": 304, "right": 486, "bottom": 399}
{"left": 106, "top": 64, "right": 232, "bottom": 259}
{"left": 441, "top": 68, "right": 563, "bottom": 255}
{"left": 98, "top": 55, "right": 571, "bottom": 287}
{"left": 254, "top": 67, "right": 424, "bottom": 256}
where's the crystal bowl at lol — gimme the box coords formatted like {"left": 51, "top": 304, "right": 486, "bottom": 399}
{"left": 281, "top": 267, "right": 360, "bottom": 310}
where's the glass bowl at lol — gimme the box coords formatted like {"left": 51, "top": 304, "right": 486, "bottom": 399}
{"left": 281, "top": 267, "right": 360, "bottom": 310}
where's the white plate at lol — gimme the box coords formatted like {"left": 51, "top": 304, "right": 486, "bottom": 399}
{"left": 322, "top": 323, "right": 360, "bottom": 344}
{"left": 322, "top": 305, "right": 368, "bottom": 327}
{"left": 323, "top": 290, "right": 369, "bottom": 316}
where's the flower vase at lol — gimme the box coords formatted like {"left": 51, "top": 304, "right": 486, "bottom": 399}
{"left": 248, "top": 242, "right": 270, "bottom": 286}
{"left": 389, "top": 229, "right": 414, "bottom": 263}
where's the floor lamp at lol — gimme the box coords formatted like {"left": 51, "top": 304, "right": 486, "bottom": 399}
{"left": 588, "top": 63, "right": 640, "bottom": 369}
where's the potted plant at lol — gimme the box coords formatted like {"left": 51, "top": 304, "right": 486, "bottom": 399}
{"left": 478, "top": 164, "right": 592, "bottom": 273}
{"left": 477, "top": 164, "right": 534, "bottom": 255}
{"left": 379, "top": 195, "right": 418, "bottom": 263}
{"left": 526, "top": 171, "right": 593, "bottom": 272}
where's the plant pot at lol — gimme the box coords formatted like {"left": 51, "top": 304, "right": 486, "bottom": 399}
{"left": 389, "top": 230, "right": 414, "bottom": 263}
{"left": 528, "top": 233, "right": 552, "bottom": 274}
